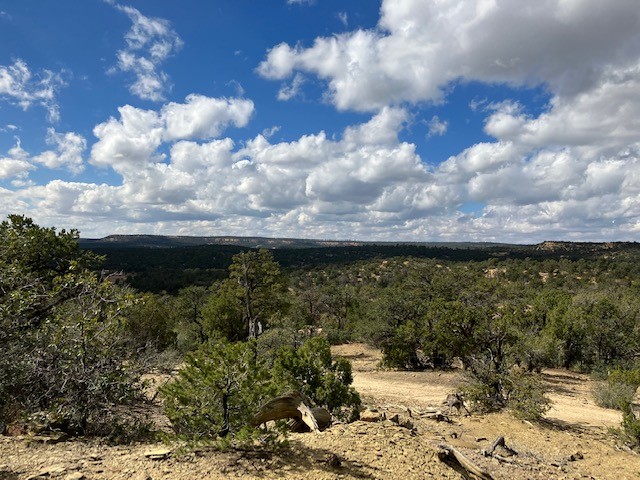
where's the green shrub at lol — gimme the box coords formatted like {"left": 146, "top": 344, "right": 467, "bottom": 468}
{"left": 464, "top": 362, "right": 550, "bottom": 420}
{"left": 273, "top": 337, "right": 361, "bottom": 421}
{"left": 160, "top": 340, "right": 278, "bottom": 443}
{"left": 621, "top": 407, "right": 640, "bottom": 449}
{"left": 160, "top": 336, "right": 362, "bottom": 444}
{"left": 593, "top": 382, "right": 637, "bottom": 410}
{"left": 593, "top": 367, "right": 640, "bottom": 411}
{"left": 505, "top": 368, "right": 552, "bottom": 420}
{"left": 379, "top": 322, "right": 425, "bottom": 370}
{"left": 608, "top": 368, "right": 640, "bottom": 388}
{"left": 0, "top": 214, "right": 146, "bottom": 438}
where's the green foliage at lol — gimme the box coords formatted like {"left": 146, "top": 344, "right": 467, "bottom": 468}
{"left": 125, "top": 293, "right": 177, "bottom": 352}
{"left": 608, "top": 368, "right": 640, "bottom": 388}
{"left": 593, "top": 367, "right": 640, "bottom": 411}
{"left": 621, "top": 407, "right": 640, "bottom": 449}
{"left": 379, "top": 321, "right": 424, "bottom": 369}
{"left": 201, "top": 281, "right": 246, "bottom": 342}
{"left": 160, "top": 336, "right": 361, "bottom": 444}
{"left": 593, "top": 382, "right": 637, "bottom": 410}
{"left": 0, "top": 215, "right": 145, "bottom": 437}
{"left": 504, "top": 369, "right": 552, "bottom": 420}
{"left": 464, "top": 364, "right": 551, "bottom": 420}
{"left": 160, "top": 340, "right": 278, "bottom": 442}
{"left": 173, "top": 285, "right": 211, "bottom": 351}
{"left": 272, "top": 337, "right": 361, "bottom": 420}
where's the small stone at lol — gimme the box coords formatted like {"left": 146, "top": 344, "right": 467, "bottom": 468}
{"left": 64, "top": 473, "right": 86, "bottom": 480}
{"left": 143, "top": 448, "right": 172, "bottom": 460}
{"left": 132, "top": 473, "right": 152, "bottom": 480}
{"left": 359, "top": 409, "right": 384, "bottom": 422}
{"left": 568, "top": 451, "right": 584, "bottom": 461}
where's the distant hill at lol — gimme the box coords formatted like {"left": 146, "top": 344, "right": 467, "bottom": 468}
{"left": 79, "top": 234, "right": 511, "bottom": 250}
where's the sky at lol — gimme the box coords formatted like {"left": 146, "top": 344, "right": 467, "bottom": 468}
{"left": 1, "top": 0, "right": 640, "bottom": 243}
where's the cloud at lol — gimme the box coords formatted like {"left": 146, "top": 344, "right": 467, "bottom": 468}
{"left": 277, "top": 73, "right": 305, "bottom": 101}
{"left": 252, "top": 0, "right": 640, "bottom": 242}
{"left": 0, "top": 59, "right": 67, "bottom": 121}
{"left": 4, "top": 93, "right": 639, "bottom": 242}
{"left": 287, "top": 0, "right": 315, "bottom": 5}
{"left": 90, "top": 94, "right": 254, "bottom": 173}
{"left": 259, "top": 0, "right": 640, "bottom": 111}
{"left": 0, "top": 129, "right": 87, "bottom": 180}
{"left": 337, "top": 12, "right": 348, "bottom": 27}
{"left": 10, "top": 105, "right": 450, "bottom": 237}
{"left": 110, "top": 4, "right": 183, "bottom": 101}
{"left": 0, "top": 139, "right": 33, "bottom": 180}
{"left": 426, "top": 115, "right": 447, "bottom": 137}
{"left": 32, "top": 129, "right": 87, "bottom": 174}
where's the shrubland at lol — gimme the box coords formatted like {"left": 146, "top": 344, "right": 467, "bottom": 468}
{"left": 3, "top": 214, "right": 640, "bottom": 447}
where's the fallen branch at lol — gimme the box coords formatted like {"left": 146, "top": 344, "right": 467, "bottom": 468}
{"left": 252, "top": 392, "right": 331, "bottom": 432}
{"left": 437, "top": 443, "right": 494, "bottom": 480}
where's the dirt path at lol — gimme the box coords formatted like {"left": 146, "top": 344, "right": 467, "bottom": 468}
{"left": 1, "top": 343, "right": 639, "bottom": 480}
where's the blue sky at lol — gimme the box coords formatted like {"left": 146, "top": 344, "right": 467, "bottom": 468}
{"left": 1, "top": 0, "right": 639, "bottom": 242}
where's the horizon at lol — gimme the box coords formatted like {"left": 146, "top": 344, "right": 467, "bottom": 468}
{"left": 2, "top": 1, "right": 640, "bottom": 244}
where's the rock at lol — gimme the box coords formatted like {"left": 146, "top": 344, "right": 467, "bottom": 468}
{"left": 29, "top": 433, "right": 69, "bottom": 444}
{"left": 26, "top": 464, "right": 69, "bottom": 479}
{"left": 132, "top": 474, "right": 152, "bottom": 480}
{"left": 143, "top": 448, "right": 172, "bottom": 460}
{"left": 326, "top": 454, "right": 342, "bottom": 468}
{"left": 64, "top": 473, "right": 86, "bottom": 480}
{"left": 567, "top": 451, "right": 584, "bottom": 461}
{"left": 359, "top": 409, "right": 384, "bottom": 422}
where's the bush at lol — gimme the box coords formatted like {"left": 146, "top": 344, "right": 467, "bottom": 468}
{"left": 161, "top": 336, "right": 362, "bottom": 444}
{"left": 621, "top": 407, "right": 640, "bottom": 449}
{"left": 593, "top": 367, "right": 640, "bottom": 411}
{"left": 593, "top": 382, "right": 637, "bottom": 410}
{"left": 608, "top": 368, "right": 640, "bottom": 388}
{"left": 272, "top": 336, "right": 361, "bottom": 421}
{"left": 505, "top": 368, "right": 552, "bottom": 420}
{"left": 464, "top": 361, "right": 551, "bottom": 420}
{"left": 0, "top": 216, "right": 146, "bottom": 437}
{"left": 160, "top": 340, "right": 278, "bottom": 443}
{"left": 379, "top": 322, "right": 425, "bottom": 370}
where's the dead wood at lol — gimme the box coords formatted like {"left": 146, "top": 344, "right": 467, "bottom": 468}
{"left": 482, "top": 436, "right": 518, "bottom": 458}
{"left": 289, "top": 407, "right": 332, "bottom": 432}
{"left": 437, "top": 443, "right": 494, "bottom": 480}
{"left": 252, "top": 392, "right": 331, "bottom": 432}
{"left": 422, "top": 412, "right": 451, "bottom": 422}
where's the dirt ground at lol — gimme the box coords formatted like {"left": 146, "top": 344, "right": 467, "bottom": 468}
{"left": 1, "top": 343, "right": 639, "bottom": 480}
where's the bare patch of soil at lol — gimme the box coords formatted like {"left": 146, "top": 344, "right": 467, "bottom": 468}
{"left": 1, "top": 343, "right": 638, "bottom": 479}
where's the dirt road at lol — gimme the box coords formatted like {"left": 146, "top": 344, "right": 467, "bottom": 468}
{"left": 1, "top": 343, "right": 638, "bottom": 479}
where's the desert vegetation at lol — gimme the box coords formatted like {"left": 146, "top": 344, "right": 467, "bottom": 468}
{"left": 2, "top": 215, "right": 640, "bottom": 478}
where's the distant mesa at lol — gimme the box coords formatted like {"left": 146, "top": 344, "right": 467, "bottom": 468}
{"left": 78, "top": 234, "right": 510, "bottom": 250}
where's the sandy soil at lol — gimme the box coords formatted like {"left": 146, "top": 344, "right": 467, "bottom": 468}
{"left": 1, "top": 343, "right": 639, "bottom": 480}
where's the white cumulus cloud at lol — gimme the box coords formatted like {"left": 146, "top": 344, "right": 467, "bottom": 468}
{"left": 259, "top": 0, "right": 640, "bottom": 111}
{"left": 110, "top": 4, "right": 183, "bottom": 101}
{"left": 0, "top": 59, "right": 66, "bottom": 122}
